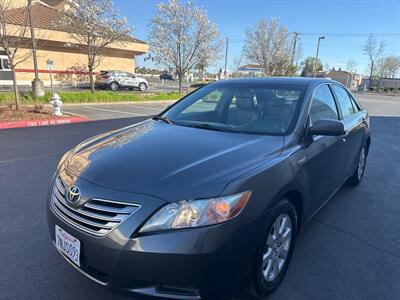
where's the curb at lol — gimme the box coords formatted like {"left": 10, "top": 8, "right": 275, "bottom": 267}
{"left": 0, "top": 116, "right": 90, "bottom": 130}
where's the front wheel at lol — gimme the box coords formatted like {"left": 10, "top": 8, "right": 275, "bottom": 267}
{"left": 138, "top": 82, "right": 147, "bottom": 91}
{"left": 347, "top": 144, "right": 367, "bottom": 186}
{"left": 251, "top": 200, "right": 297, "bottom": 297}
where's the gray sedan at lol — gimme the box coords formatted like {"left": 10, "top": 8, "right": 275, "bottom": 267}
{"left": 47, "top": 77, "right": 370, "bottom": 299}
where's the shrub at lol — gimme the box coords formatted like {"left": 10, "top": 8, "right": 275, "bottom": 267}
{"left": 0, "top": 91, "right": 182, "bottom": 104}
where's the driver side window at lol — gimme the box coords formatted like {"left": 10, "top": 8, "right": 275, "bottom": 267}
{"left": 310, "top": 85, "right": 339, "bottom": 125}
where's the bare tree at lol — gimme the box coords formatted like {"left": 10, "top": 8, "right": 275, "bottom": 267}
{"left": 362, "top": 33, "right": 385, "bottom": 88}
{"left": 383, "top": 55, "right": 400, "bottom": 78}
{"left": 148, "top": 0, "right": 222, "bottom": 93}
{"left": 61, "top": 0, "right": 132, "bottom": 93}
{"left": 346, "top": 59, "right": 357, "bottom": 73}
{"left": 243, "top": 18, "right": 293, "bottom": 76}
{"left": 0, "top": 0, "right": 32, "bottom": 110}
{"left": 374, "top": 56, "right": 400, "bottom": 89}
{"left": 232, "top": 55, "right": 243, "bottom": 71}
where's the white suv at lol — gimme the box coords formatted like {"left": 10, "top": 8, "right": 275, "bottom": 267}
{"left": 95, "top": 70, "right": 148, "bottom": 91}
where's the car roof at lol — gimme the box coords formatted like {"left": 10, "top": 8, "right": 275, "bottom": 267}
{"left": 212, "top": 77, "right": 333, "bottom": 87}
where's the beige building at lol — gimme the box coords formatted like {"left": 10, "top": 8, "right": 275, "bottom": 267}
{"left": 322, "top": 70, "right": 362, "bottom": 91}
{"left": 1, "top": 0, "right": 148, "bottom": 86}
{"left": 306, "top": 69, "right": 362, "bottom": 91}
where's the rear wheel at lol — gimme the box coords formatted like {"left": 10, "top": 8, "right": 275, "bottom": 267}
{"left": 347, "top": 144, "right": 367, "bottom": 186}
{"left": 251, "top": 200, "right": 297, "bottom": 296}
{"left": 109, "top": 82, "right": 119, "bottom": 91}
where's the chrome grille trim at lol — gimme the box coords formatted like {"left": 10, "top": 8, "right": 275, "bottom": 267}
{"left": 51, "top": 176, "right": 140, "bottom": 236}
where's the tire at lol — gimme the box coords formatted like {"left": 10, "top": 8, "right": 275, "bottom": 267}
{"left": 347, "top": 143, "right": 367, "bottom": 186}
{"left": 109, "top": 82, "right": 119, "bottom": 91}
{"left": 139, "top": 82, "right": 147, "bottom": 91}
{"left": 251, "top": 200, "right": 297, "bottom": 297}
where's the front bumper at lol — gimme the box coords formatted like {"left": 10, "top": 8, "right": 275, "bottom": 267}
{"left": 47, "top": 177, "right": 259, "bottom": 299}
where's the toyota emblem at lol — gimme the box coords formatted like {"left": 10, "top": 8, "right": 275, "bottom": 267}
{"left": 66, "top": 186, "right": 81, "bottom": 204}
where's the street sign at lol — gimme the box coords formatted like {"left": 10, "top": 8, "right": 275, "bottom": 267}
{"left": 47, "top": 59, "right": 54, "bottom": 71}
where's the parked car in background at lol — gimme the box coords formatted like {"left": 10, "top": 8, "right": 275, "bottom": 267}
{"left": 48, "top": 78, "right": 370, "bottom": 299}
{"left": 95, "top": 70, "right": 148, "bottom": 91}
{"left": 159, "top": 73, "right": 174, "bottom": 81}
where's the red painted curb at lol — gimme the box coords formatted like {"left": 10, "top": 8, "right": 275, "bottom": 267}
{"left": 0, "top": 116, "right": 90, "bottom": 130}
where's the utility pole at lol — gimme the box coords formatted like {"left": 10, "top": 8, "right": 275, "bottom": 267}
{"left": 291, "top": 32, "right": 299, "bottom": 66}
{"left": 224, "top": 37, "right": 228, "bottom": 79}
{"left": 313, "top": 36, "right": 325, "bottom": 78}
{"left": 28, "top": 0, "right": 44, "bottom": 98}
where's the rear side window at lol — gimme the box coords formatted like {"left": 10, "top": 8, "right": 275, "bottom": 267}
{"left": 349, "top": 95, "right": 361, "bottom": 112}
{"left": 309, "top": 85, "right": 339, "bottom": 125}
{"left": 332, "top": 85, "right": 355, "bottom": 118}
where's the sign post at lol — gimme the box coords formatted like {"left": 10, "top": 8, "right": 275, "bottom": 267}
{"left": 46, "top": 59, "right": 62, "bottom": 116}
{"left": 47, "top": 59, "right": 54, "bottom": 95}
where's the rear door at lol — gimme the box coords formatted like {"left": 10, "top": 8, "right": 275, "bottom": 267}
{"left": 331, "top": 84, "right": 366, "bottom": 178}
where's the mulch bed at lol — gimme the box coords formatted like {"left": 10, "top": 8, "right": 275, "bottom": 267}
{"left": 0, "top": 105, "right": 67, "bottom": 122}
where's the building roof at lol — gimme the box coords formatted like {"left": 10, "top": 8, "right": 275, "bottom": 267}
{"left": 5, "top": 2, "right": 146, "bottom": 44}
{"left": 238, "top": 64, "right": 263, "bottom": 71}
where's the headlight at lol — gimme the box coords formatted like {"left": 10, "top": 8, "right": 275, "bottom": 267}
{"left": 139, "top": 191, "right": 251, "bottom": 233}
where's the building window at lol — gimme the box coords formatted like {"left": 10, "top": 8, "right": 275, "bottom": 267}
{"left": 0, "top": 58, "right": 11, "bottom": 71}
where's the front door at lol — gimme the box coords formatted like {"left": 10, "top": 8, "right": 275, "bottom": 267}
{"left": 301, "top": 84, "right": 345, "bottom": 212}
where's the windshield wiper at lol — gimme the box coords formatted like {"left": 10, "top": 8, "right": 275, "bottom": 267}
{"left": 153, "top": 115, "right": 174, "bottom": 124}
{"left": 184, "top": 123, "right": 240, "bottom": 133}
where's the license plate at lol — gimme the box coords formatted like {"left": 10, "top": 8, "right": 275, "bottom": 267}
{"left": 55, "top": 225, "right": 81, "bottom": 267}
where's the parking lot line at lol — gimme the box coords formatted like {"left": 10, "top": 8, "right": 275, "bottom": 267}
{"left": 83, "top": 106, "right": 145, "bottom": 116}
{"left": 125, "top": 104, "right": 166, "bottom": 111}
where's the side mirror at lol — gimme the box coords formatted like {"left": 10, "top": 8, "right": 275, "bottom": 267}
{"left": 309, "top": 119, "right": 346, "bottom": 136}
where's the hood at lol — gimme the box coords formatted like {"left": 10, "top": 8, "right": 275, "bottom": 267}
{"left": 62, "top": 120, "right": 284, "bottom": 201}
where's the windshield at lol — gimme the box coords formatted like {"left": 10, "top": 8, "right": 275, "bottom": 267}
{"left": 161, "top": 83, "right": 305, "bottom": 135}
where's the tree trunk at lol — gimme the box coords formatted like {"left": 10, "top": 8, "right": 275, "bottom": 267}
{"left": 89, "top": 68, "right": 95, "bottom": 94}
{"left": 11, "top": 66, "right": 20, "bottom": 111}
{"left": 368, "top": 61, "right": 374, "bottom": 89}
{"left": 178, "top": 75, "right": 183, "bottom": 94}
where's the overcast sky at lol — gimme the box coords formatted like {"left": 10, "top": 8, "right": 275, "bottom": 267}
{"left": 114, "top": 0, "right": 400, "bottom": 74}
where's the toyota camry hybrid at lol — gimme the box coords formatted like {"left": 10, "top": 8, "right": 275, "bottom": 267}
{"left": 47, "top": 78, "right": 370, "bottom": 299}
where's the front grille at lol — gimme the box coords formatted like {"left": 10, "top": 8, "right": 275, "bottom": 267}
{"left": 51, "top": 176, "right": 140, "bottom": 236}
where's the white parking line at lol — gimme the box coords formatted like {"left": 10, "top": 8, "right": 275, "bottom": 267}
{"left": 125, "top": 104, "right": 166, "bottom": 111}
{"left": 83, "top": 106, "right": 145, "bottom": 116}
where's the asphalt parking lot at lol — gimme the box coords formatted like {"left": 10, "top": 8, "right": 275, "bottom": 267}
{"left": 64, "top": 101, "right": 173, "bottom": 120}
{"left": 0, "top": 95, "right": 399, "bottom": 299}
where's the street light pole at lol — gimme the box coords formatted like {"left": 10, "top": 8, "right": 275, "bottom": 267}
{"left": 313, "top": 36, "right": 325, "bottom": 78}
{"left": 27, "top": 0, "right": 44, "bottom": 98}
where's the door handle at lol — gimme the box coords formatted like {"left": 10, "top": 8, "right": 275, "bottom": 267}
{"left": 297, "top": 156, "right": 306, "bottom": 166}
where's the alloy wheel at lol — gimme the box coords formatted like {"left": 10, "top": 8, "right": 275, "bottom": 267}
{"left": 357, "top": 147, "right": 366, "bottom": 180}
{"left": 139, "top": 83, "right": 146, "bottom": 91}
{"left": 262, "top": 214, "right": 292, "bottom": 282}
{"left": 110, "top": 82, "right": 118, "bottom": 91}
